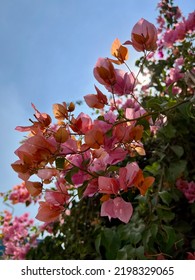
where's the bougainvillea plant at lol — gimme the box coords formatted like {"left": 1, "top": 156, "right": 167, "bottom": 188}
{"left": 1, "top": 0, "right": 195, "bottom": 260}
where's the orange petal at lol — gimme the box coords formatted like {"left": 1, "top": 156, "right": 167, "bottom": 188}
{"left": 53, "top": 103, "right": 68, "bottom": 120}
{"left": 54, "top": 127, "right": 69, "bottom": 143}
{"left": 111, "top": 38, "right": 129, "bottom": 62}
{"left": 25, "top": 181, "right": 43, "bottom": 196}
{"left": 85, "top": 128, "right": 104, "bottom": 149}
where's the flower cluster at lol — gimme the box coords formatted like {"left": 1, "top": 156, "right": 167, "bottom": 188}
{"left": 163, "top": 11, "right": 195, "bottom": 48}
{"left": 176, "top": 179, "right": 195, "bottom": 203}
{"left": 11, "top": 18, "right": 158, "bottom": 224}
{"left": 156, "top": 0, "right": 195, "bottom": 55}
{"left": 1, "top": 211, "right": 37, "bottom": 259}
{"left": 0, "top": 0, "right": 194, "bottom": 261}
{"left": 8, "top": 181, "right": 32, "bottom": 205}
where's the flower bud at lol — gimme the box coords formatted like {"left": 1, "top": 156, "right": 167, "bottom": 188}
{"left": 68, "top": 102, "right": 75, "bottom": 112}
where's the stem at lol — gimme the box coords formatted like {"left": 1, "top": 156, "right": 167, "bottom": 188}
{"left": 64, "top": 157, "right": 98, "bottom": 178}
{"left": 113, "top": 98, "right": 190, "bottom": 127}
{"left": 124, "top": 53, "right": 148, "bottom": 110}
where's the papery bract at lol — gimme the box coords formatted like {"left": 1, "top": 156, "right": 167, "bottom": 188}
{"left": 71, "top": 170, "right": 90, "bottom": 186}
{"left": 25, "top": 181, "right": 43, "bottom": 196}
{"left": 15, "top": 103, "right": 51, "bottom": 134}
{"left": 125, "top": 107, "right": 147, "bottom": 121}
{"left": 71, "top": 112, "right": 92, "bottom": 134}
{"left": 106, "top": 147, "right": 128, "bottom": 165}
{"left": 60, "top": 138, "right": 79, "bottom": 155}
{"left": 45, "top": 189, "right": 69, "bottom": 205}
{"left": 101, "top": 197, "right": 133, "bottom": 223}
{"left": 110, "top": 38, "right": 129, "bottom": 64}
{"left": 85, "top": 127, "right": 104, "bottom": 149}
{"left": 53, "top": 103, "right": 68, "bottom": 121}
{"left": 132, "top": 169, "right": 155, "bottom": 195}
{"left": 106, "top": 69, "right": 135, "bottom": 95}
{"left": 14, "top": 135, "right": 56, "bottom": 162}
{"left": 119, "top": 162, "right": 140, "bottom": 191}
{"left": 98, "top": 176, "right": 119, "bottom": 194}
{"left": 93, "top": 58, "right": 116, "bottom": 86}
{"left": 37, "top": 168, "right": 59, "bottom": 180}
{"left": 12, "top": 135, "right": 57, "bottom": 180}
{"left": 54, "top": 127, "right": 69, "bottom": 143}
{"left": 84, "top": 86, "right": 108, "bottom": 109}
{"left": 83, "top": 179, "right": 99, "bottom": 197}
{"left": 36, "top": 201, "right": 64, "bottom": 222}
{"left": 185, "top": 11, "right": 195, "bottom": 32}
{"left": 127, "top": 18, "right": 157, "bottom": 52}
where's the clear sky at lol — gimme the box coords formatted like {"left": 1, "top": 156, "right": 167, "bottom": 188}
{"left": 0, "top": 0, "right": 194, "bottom": 220}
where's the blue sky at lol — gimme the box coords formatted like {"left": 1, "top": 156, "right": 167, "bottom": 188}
{"left": 0, "top": 0, "right": 194, "bottom": 220}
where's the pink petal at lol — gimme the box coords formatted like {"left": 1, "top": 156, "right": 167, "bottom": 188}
{"left": 113, "top": 197, "right": 133, "bottom": 223}
{"left": 37, "top": 168, "right": 58, "bottom": 180}
{"left": 98, "top": 176, "right": 119, "bottom": 194}
{"left": 100, "top": 199, "right": 117, "bottom": 219}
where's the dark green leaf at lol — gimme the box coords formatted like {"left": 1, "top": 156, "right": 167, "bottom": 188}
{"left": 55, "top": 157, "right": 65, "bottom": 170}
{"left": 161, "top": 225, "right": 176, "bottom": 250}
{"left": 116, "top": 248, "right": 128, "bottom": 260}
{"left": 160, "top": 123, "right": 176, "bottom": 139}
{"left": 144, "top": 162, "right": 160, "bottom": 176}
{"left": 159, "top": 191, "right": 172, "bottom": 205}
{"left": 170, "top": 145, "right": 184, "bottom": 158}
{"left": 166, "top": 160, "right": 187, "bottom": 182}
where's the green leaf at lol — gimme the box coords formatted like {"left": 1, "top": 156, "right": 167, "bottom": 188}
{"left": 178, "top": 101, "right": 194, "bottom": 119}
{"left": 95, "top": 234, "right": 102, "bottom": 255}
{"left": 116, "top": 248, "right": 128, "bottom": 260}
{"left": 166, "top": 160, "right": 187, "bottom": 182}
{"left": 55, "top": 157, "right": 65, "bottom": 170}
{"left": 129, "top": 231, "right": 142, "bottom": 245}
{"left": 146, "top": 97, "right": 162, "bottom": 111}
{"left": 161, "top": 225, "right": 176, "bottom": 250}
{"left": 125, "top": 244, "right": 136, "bottom": 259}
{"left": 144, "top": 162, "right": 160, "bottom": 176}
{"left": 65, "top": 166, "right": 79, "bottom": 184}
{"left": 143, "top": 224, "right": 158, "bottom": 250}
{"left": 77, "top": 181, "right": 88, "bottom": 199}
{"left": 135, "top": 246, "right": 146, "bottom": 259}
{"left": 150, "top": 223, "right": 158, "bottom": 238}
{"left": 143, "top": 229, "right": 152, "bottom": 248}
{"left": 101, "top": 228, "right": 121, "bottom": 260}
{"left": 159, "top": 191, "right": 172, "bottom": 205}
{"left": 157, "top": 208, "right": 175, "bottom": 222}
{"left": 170, "top": 145, "right": 184, "bottom": 158}
{"left": 107, "top": 165, "right": 120, "bottom": 172}
{"left": 160, "top": 123, "right": 176, "bottom": 139}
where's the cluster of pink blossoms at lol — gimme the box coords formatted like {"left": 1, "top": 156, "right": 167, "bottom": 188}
{"left": 176, "top": 179, "right": 195, "bottom": 203}
{"left": 1, "top": 211, "right": 37, "bottom": 259}
{"left": 163, "top": 11, "right": 195, "bottom": 48}
{"left": 11, "top": 18, "right": 159, "bottom": 225}
{"left": 156, "top": 1, "right": 195, "bottom": 49}
{"left": 165, "top": 57, "right": 185, "bottom": 94}
{"left": 8, "top": 181, "right": 33, "bottom": 205}
{"left": 144, "top": 2, "right": 195, "bottom": 96}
